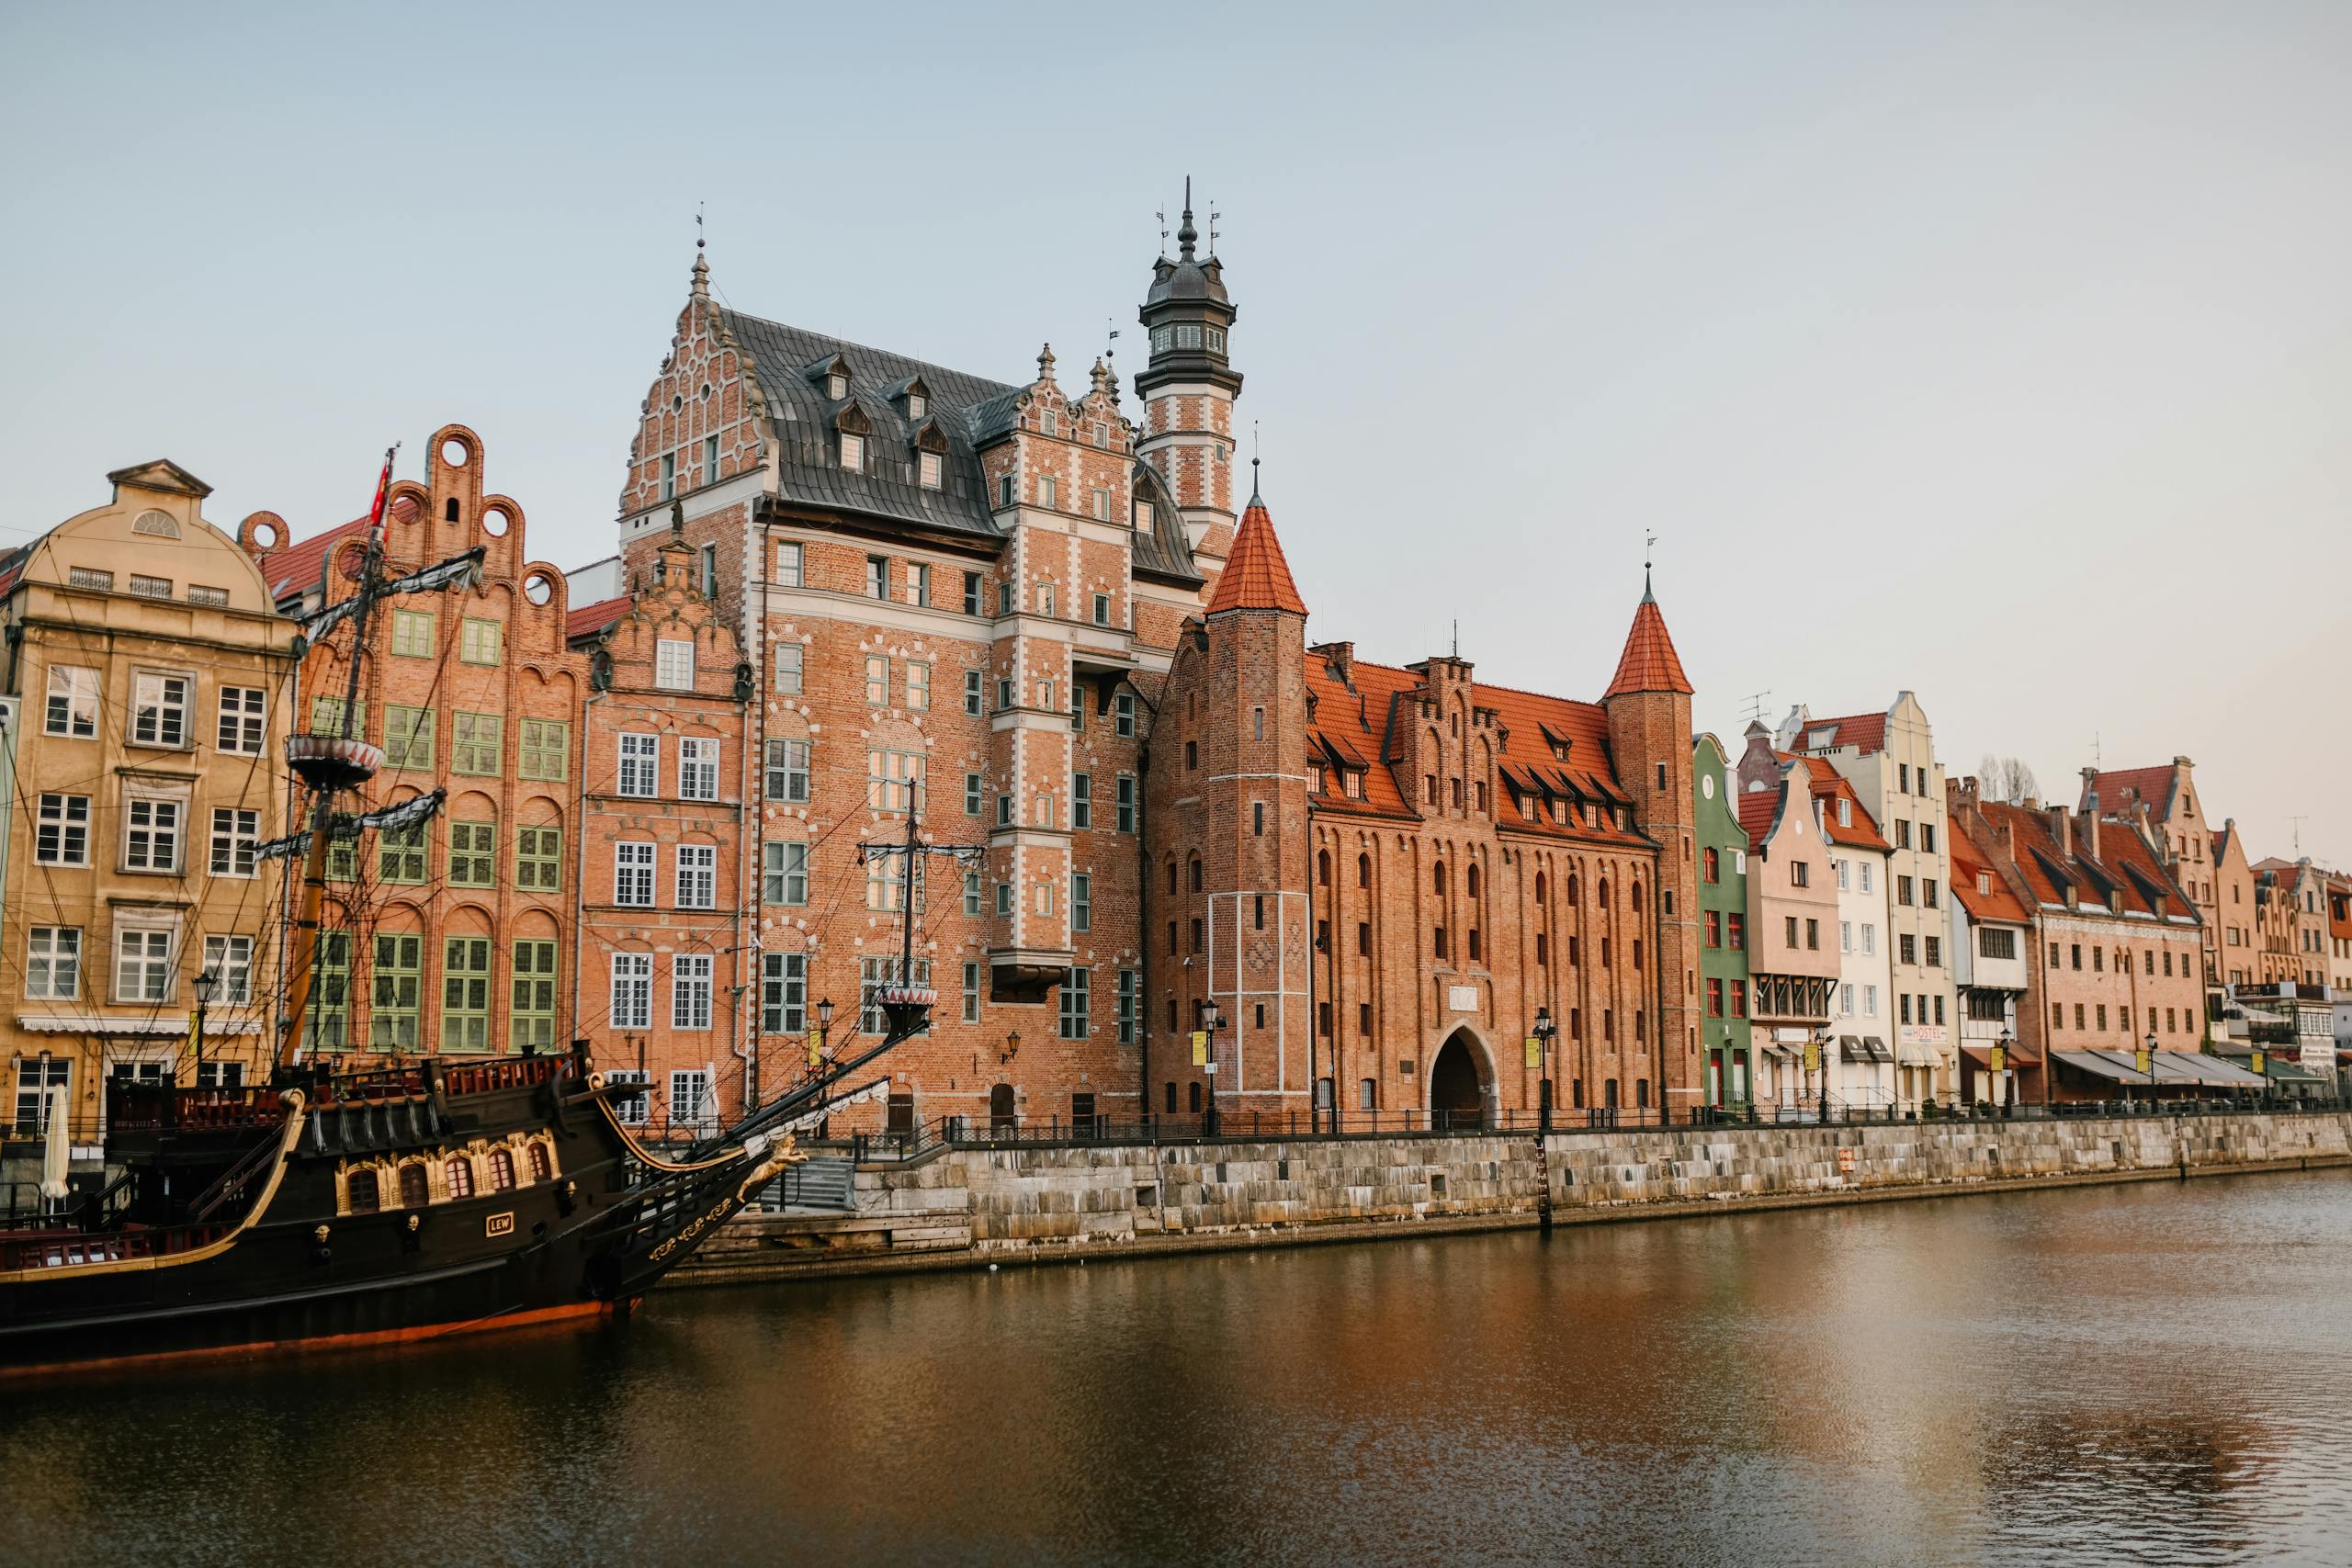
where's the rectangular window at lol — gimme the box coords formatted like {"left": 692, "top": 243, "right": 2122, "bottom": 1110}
{"left": 775, "top": 541, "right": 803, "bottom": 587}
{"left": 448, "top": 820, "right": 495, "bottom": 886}
{"left": 918, "top": 450, "right": 943, "bottom": 490}
{"left": 1790, "top": 862, "right": 1809, "bottom": 888}
{"left": 705, "top": 434, "right": 720, "bottom": 482}
{"left": 963, "top": 571, "right": 983, "bottom": 615}
{"left": 615, "top": 842, "right": 656, "bottom": 907}
{"left": 1072, "top": 873, "right": 1091, "bottom": 932}
{"left": 1072, "top": 773, "right": 1092, "bottom": 829}
{"left": 452, "top": 712, "right": 501, "bottom": 775}
{"left": 699, "top": 543, "right": 717, "bottom": 598}
{"left": 130, "top": 671, "right": 190, "bottom": 747}
{"left": 512, "top": 941, "right": 559, "bottom": 1052}
{"left": 520, "top": 718, "right": 570, "bottom": 781}
{"left": 369, "top": 933, "right": 423, "bottom": 1049}
{"left": 655, "top": 638, "right": 695, "bottom": 690}
{"left": 773, "top": 642, "right": 803, "bottom": 696}
{"left": 390, "top": 610, "right": 435, "bottom": 659}
{"left": 618, "top": 733, "right": 660, "bottom": 797}
{"left": 866, "top": 851, "right": 914, "bottom": 913}
{"left": 1897, "top": 875, "right": 1915, "bottom": 907}
{"left": 964, "top": 871, "right": 981, "bottom": 915}
{"left": 124, "top": 798, "right": 182, "bottom": 872}
{"left": 675, "top": 844, "right": 717, "bottom": 908}
{"left": 305, "top": 931, "right": 352, "bottom": 1050}
{"left": 673, "top": 954, "right": 714, "bottom": 1031}
{"left": 112, "top": 926, "right": 175, "bottom": 1003}
{"left": 763, "top": 840, "right": 808, "bottom": 905}
{"left": 207, "top": 807, "right": 258, "bottom": 877}
{"left": 679, "top": 738, "right": 720, "bottom": 801}
{"left": 1980, "top": 927, "right": 2016, "bottom": 960}
{"left": 963, "top": 670, "right": 984, "bottom": 716}
{"left": 866, "top": 748, "right": 926, "bottom": 813}
{"left": 764, "top": 739, "right": 811, "bottom": 803}
{"left": 459, "top": 617, "right": 503, "bottom": 666}
{"left": 1116, "top": 968, "right": 1136, "bottom": 1044}
{"left": 1861, "top": 923, "right": 1876, "bottom": 955}
{"left": 1925, "top": 935, "right": 1942, "bottom": 967}
{"left": 383, "top": 705, "right": 435, "bottom": 771}
{"left": 1060, "top": 967, "right": 1091, "bottom": 1040}
{"left": 965, "top": 773, "right": 984, "bottom": 816}
{"left": 963, "top": 962, "right": 982, "bottom": 1023}
{"left": 1093, "top": 592, "right": 1111, "bottom": 626}
{"left": 25, "top": 927, "right": 81, "bottom": 1000}
{"left": 378, "top": 821, "right": 427, "bottom": 883}
{"left": 1116, "top": 774, "right": 1136, "bottom": 833}
{"left": 866, "top": 556, "right": 888, "bottom": 600}
{"left": 865, "top": 654, "right": 889, "bottom": 706}
{"left": 607, "top": 1068, "right": 650, "bottom": 1124}
{"left": 1115, "top": 693, "right": 1136, "bottom": 737}
{"left": 841, "top": 433, "right": 865, "bottom": 473}
{"left": 34, "top": 793, "right": 90, "bottom": 865}
{"left": 1900, "top": 933, "right": 1917, "bottom": 965}
{"left": 996, "top": 882, "right": 1012, "bottom": 916}
{"left": 515, "top": 825, "right": 562, "bottom": 892}
{"left": 760, "top": 952, "right": 807, "bottom": 1033}
{"left": 215, "top": 685, "right": 266, "bottom": 753}
{"left": 610, "top": 953, "right": 652, "bottom": 1031}
{"left": 66, "top": 566, "right": 112, "bottom": 592}
{"left": 44, "top": 665, "right": 98, "bottom": 738}
{"left": 910, "top": 563, "right": 932, "bottom": 607}
{"left": 907, "top": 660, "right": 931, "bottom": 711}
{"left": 859, "top": 957, "right": 932, "bottom": 1034}
{"left": 1039, "top": 474, "right": 1058, "bottom": 510}
{"left": 660, "top": 453, "right": 676, "bottom": 500}
{"left": 441, "top": 937, "right": 492, "bottom": 1051}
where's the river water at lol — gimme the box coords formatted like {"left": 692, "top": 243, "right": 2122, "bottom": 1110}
{"left": 9, "top": 1171, "right": 2352, "bottom": 1567}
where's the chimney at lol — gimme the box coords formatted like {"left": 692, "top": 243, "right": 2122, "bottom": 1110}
{"left": 2078, "top": 807, "right": 2101, "bottom": 866}
{"left": 2047, "top": 805, "right": 2071, "bottom": 859}
{"left": 2080, "top": 764, "right": 2099, "bottom": 811}
{"left": 1311, "top": 640, "right": 1355, "bottom": 688}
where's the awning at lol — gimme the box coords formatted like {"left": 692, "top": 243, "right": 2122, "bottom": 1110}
{"left": 1841, "top": 1035, "right": 1893, "bottom": 1064}
{"left": 2148, "top": 1052, "right": 2267, "bottom": 1089}
{"left": 1959, "top": 1044, "right": 2029, "bottom": 1071}
{"left": 2052, "top": 1050, "right": 2155, "bottom": 1086}
{"left": 2261, "top": 1059, "right": 2331, "bottom": 1084}
{"left": 1895, "top": 1040, "right": 1939, "bottom": 1067}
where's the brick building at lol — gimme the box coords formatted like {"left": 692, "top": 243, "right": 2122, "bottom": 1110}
{"left": 1733, "top": 728, "right": 1841, "bottom": 1109}
{"left": 2252, "top": 857, "right": 2331, "bottom": 989}
{"left": 2208, "top": 819, "right": 2259, "bottom": 988}
{"left": 2078, "top": 758, "right": 2231, "bottom": 1019}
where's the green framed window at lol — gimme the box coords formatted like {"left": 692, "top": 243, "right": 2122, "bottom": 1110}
{"left": 515, "top": 826, "right": 562, "bottom": 892}
{"left": 327, "top": 834, "right": 358, "bottom": 882}
{"left": 309, "top": 695, "right": 364, "bottom": 737}
{"left": 512, "top": 941, "right": 559, "bottom": 1052}
{"left": 449, "top": 821, "right": 495, "bottom": 886}
{"left": 452, "top": 712, "right": 502, "bottom": 775}
{"left": 762, "top": 840, "right": 808, "bottom": 905}
{"left": 384, "top": 705, "right": 434, "bottom": 770}
{"left": 306, "top": 931, "right": 351, "bottom": 1050}
{"left": 390, "top": 610, "right": 435, "bottom": 659}
{"left": 379, "top": 822, "right": 427, "bottom": 884}
{"left": 370, "top": 933, "right": 423, "bottom": 1049}
{"left": 459, "top": 617, "right": 503, "bottom": 666}
{"left": 520, "top": 718, "right": 569, "bottom": 782}
{"left": 441, "top": 937, "right": 492, "bottom": 1051}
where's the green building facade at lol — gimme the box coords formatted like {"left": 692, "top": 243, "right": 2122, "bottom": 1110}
{"left": 1693, "top": 734, "right": 1752, "bottom": 1109}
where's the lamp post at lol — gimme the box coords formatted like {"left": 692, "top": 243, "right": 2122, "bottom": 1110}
{"left": 1532, "top": 1006, "right": 1558, "bottom": 1132}
{"left": 1996, "top": 1028, "right": 2015, "bottom": 1119}
{"left": 808, "top": 997, "right": 836, "bottom": 1079}
{"left": 189, "top": 968, "right": 220, "bottom": 1093}
{"left": 2143, "top": 1027, "right": 2159, "bottom": 1113}
{"left": 1203, "top": 1004, "right": 1225, "bottom": 1139}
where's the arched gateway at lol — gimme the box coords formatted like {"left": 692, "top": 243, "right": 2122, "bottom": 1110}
{"left": 1429, "top": 1030, "right": 1489, "bottom": 1130}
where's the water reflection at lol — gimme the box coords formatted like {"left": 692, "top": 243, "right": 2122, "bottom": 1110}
{"left": 6, "top": 1172, "right": 2349, "bottom": 1567}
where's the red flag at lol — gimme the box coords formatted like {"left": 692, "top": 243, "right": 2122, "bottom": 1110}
{"left": 364, "top": 446, "right": 397, "bottom": 544}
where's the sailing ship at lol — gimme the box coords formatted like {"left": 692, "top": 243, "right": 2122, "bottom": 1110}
{"left": 0, "top": 450, "right": 939, "bottom": 1372}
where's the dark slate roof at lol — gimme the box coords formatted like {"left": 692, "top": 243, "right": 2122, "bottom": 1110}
{"left": 720, "top": 309, "right": 1015, "bottom": 541}
{"left": 1129, "top": 462, "right": 1203, "bottom": 585}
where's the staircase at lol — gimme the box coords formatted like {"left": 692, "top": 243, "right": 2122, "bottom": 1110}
{"left": 760, "top": 1156, "right": 855, "bottom": 1213}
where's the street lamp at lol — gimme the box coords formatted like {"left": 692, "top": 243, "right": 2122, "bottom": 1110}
{"left": 1532, "top": 1006, "right": 1558, "bottom": 1132}
{"left": 808, "top": 997, "right": 836, "bottom": 1079}
{"left": 1203, "top": 1004, "right": 1226, "bottom": 1138}
{"left": 189, "top": 968, "right": 220, "bottom": 1088}
{"left": 1996, "top": 1028, "right": 2015, "bottom": 1119}
{"left": 2143, "top": 1027, "right": 2160, "bottom": 1113}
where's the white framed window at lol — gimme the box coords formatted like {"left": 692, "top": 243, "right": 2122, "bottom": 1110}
{"left": 907, "top": 661, "right": 931, "bottom": 711}
{"left": 672, "top": 954, "right": 714, "bottom": 1030}
{"left": 44, "top": 666, "right": 98, "bottom": 738}
{"left": 908, "top": 391, "right": 927, "bottom": 419}
{"left": 114, "top": 925, "right": 175, "bottom": 1003}
{"left": 1035, "top": 881, "right": 1055, "bottom": 917}
{"left": 215, "top": 685, "right": 266, "bottom": 753}
{"left": 618, "top": 733, "right": 660, "bottom": 797}
{"left": 1092, "top": 488, "right": 1113, "bottom": 521}
{"left": 660, "top": 453, "right": 676, "bottom": 500}
{"left": 827, "top": 371, "right": 848, "bottom": 400}
{"left": 1859, "top": 862, "right": 1872, "bottom": 894}
{"left": 865, "top": 655, "right": 888, "bottom": 705}
{"left": 1839, "top": 920, "right": 1852, "bottom": 954}
{"left": 764, "top": 739, "right": 812, "bottom": 803}
{"left": 1038, "top": 474, "right": 1057, "bottom": 510}
{"left": 918, "top": 450, "right": 943, "bottom": 490}
{"left": 670, "top": 1067, "right": 712, "bottom": 1127}
{"left": 1038, "top": 582, "right": 1057, "bottom": 617}
{"left": 124, "top": 797, "right": 182, "bottom": 872}
{"left": 866, "top": 851, "right": 910, "bottom": 913}
{"left": 610, "top": 954, "right": 652, "bottom": 1030}
{"left": 865, "top": 749, "right": 925, "bottom": 813}
{"left": 655, "top": 638, "right": 695, "bottom": 691}
{"left": 775, "top": 540, "right": 803, "bottom": 587}
{"left": 130, "top": 671, "right": 191, "bottom": 747}
{"left": 866, "top": 557, "right": 888, "bottom": 599}
{"left": 763, "top": 841, "right": 808, "bottom": 905}
{"left": 608, "top": 1066, "right": 650, "bottom": 1124}
{"left": 1836, "top": 859, "right": 1850, "bottom": 892}
{"left": 1841, "top": 982, "right": 1855, "bottom": 1015}
{"left": 679, "top": 738, "right": 720, "bottom": 801}
{"left": 760, "top": 952, "right": 806, "bottom": 1032}
{"left": 775, "top": 643, "right": 803, "bottom": 695}
{"left": 25, "top": 927, "right": 80, "bottom": 1000}
{"left": 675, "top": 844, "right": 717, "bottom": 908}
{"left": 209, "top": 807, "right": 258, "bottom": 877}
{"left": 615, "top": 842, "right": 656, "bottom": 907}
{"left": 840, "top": 432, "right": 865, "bottom": 471}
{"left": 35, "top": 793, "right": 90, "bottom": 865}
{"left": 1862, "top": 924, "right": 1878, "bottom": 956}
{"left": 1863, "top": 984, "right": 1879, "bottom": 1017}
{"left": 201, "top": 934, "right": 254, "bottom": 1004}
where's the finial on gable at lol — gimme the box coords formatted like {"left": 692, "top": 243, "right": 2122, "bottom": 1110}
{"left": 691, "top": 204, "right": 709, "bottom": 300}
{"left": 1036, "top": 343, "right": 1056, "bottom": 383}
{"left": 1177, "top": 175, "right": 1197, "bottom": 261}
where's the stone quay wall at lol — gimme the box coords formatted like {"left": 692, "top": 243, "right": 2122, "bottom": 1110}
{"left": 669, "top": 1110, "right": 2352, "bottom": 1287}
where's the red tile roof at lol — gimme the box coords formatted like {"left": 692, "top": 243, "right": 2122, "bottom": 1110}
{"left": 567, "top": 595, "right": 628, "bottom": 642}
{"left": 1800, "top": 710, "right": 1887, "bottom": 754}
{"left": 1950, "top": 830, "right": 2030, "bottom": 925}
{"left": 1601, "top": 592, "right": 1692, "bottom": 698}
{"left": 2080, "top": 765, "right": 2177, "bottom": 818}
{"left": 1203, "top": 491, "right": 1306, "bottom": 616}
{"left": 1977, "top": 802, "right": 2193, "bottom": 919}
{"left": 259, "top": 515, "right": 368, "bottom": 603}
{"left": 1792, "top": 755, "right": 1889, "bottom": 852}
{"left": 1304, "top": 656, "right": 1646, "bottom": 846}
{"left": 1735, "top": 784, "right": 1783, "bottom": 846}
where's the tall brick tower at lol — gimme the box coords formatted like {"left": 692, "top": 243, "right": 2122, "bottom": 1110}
{"left": 1145, "top": 469, "right": 1311, "bottom": 1123}
{"left": 1601, "top": 570, "right": 1702, "bottom": 1113}
{"left": 1134, "top": 179, "right": 1242, "bottom": 590}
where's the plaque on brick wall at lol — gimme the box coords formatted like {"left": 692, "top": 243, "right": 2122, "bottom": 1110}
{"left": 1447, "top": 985, "right": 1477, "bottom": 1013}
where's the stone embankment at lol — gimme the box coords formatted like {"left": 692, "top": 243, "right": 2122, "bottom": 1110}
{"left": 667, "top": 1110, "right": 2352, "bottom": 1288}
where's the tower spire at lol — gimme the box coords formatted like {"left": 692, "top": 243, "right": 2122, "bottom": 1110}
{"left": 1178, "top": 175, "right": 1197, "bottom": 261}
{"left": 691, "top": 205, "right": 710, "bottom": 300}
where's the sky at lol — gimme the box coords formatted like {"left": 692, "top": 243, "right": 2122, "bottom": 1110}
{"left": 3, "top": 1, "right": 2346, "bottom": 868}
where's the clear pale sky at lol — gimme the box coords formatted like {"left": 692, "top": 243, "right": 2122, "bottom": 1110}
{"left": 4, "top": 2, "right": 2346, "bottom": 867}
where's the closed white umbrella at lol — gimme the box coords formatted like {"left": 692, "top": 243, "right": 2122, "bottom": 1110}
{"left": 40, "top": 1086, "right": 71, "bottom": 1206}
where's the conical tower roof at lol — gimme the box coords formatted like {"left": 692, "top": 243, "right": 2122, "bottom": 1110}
{"left": 1602, "top": 583, "right": 1691, "bottom": 698}
{"left": 1204, "top": 468, "right": 1306, "bottom": 616}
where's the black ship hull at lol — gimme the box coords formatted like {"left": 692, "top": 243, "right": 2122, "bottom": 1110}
{"left": 0, "top": 1053, "right": 792, "bottom": 1374}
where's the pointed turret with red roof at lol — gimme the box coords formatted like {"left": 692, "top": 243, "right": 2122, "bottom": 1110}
{"left": 1203, "top": 470, "right": 1306, "bottom": 616}
{"left": 1602, "top": 569, "right": 1693, "bottom": 698}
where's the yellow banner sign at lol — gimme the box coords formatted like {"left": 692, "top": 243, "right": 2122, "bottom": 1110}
{"left": 1803, "top": 1041, "right": 1821, "bottom": 1074}
{"left": 1524, "top": 1037, "right": 1543, "bottom": 1070}
{"left": 1191, "top": 1030, "right": 1208, "bottom": 1066}
{"left": 1988, "top": 1046, "right": 2005, "bottom": 1075}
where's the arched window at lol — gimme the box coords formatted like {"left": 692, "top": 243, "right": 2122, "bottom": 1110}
{"left": 398, "top": 1164, "right": 429, "bottom": 1208}
{"left": 527, "top": 1143, "right": 551, "bottom": 1181}
{"left": 1166, "top": 860, "right": 1178, "bottom": 895}
{"left": 1703, "top": 848, "right": 1720, "bottom": 883}
{"left": 1164, "top": 1082, "right": 1177, "bottom": 1113}
{"left": 1317, "top": 851, "right": 1331, "bottom": 886}
{"left": 347, "top": 1169, "right": 381, "bottom": 1214}
{"left": 1535, "top": 871, "right": 1547, "bottom": 904}
{"left": 1432, "top": 863, "right": 1447, "bottom": 896}
{"left": 1599, "top": 877, "right": 1611, "bottom": 908}
{"left": 1357, "top": 854, "right": 1371, "bottom": 889}
{"left": 1190, "top": 858, "right": 1203, "bottom": 893}
{"left": 1188, "top": 1082, "right": 1203, "bottom": 1113}
{"left": 1567, "top": 873, "right": 1580, "bottom": 905}
{"left": 443, "top": 497, "right": 459, "bottom": 523}
{"left": 1466, "top": 864, "right": 1481, "bottom": 900}
{"left": 1632, "top": 879, "right": 1643, "bottom": 908}
{"left": 446, "top": 1156, "right": 475, "bottom": 1199}
{"left": 489, "top": 1148, "right": 517, "bottom": 1192}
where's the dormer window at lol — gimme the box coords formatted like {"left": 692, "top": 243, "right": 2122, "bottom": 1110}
{"left": 827, "top": 372, "right": 848, "bottom": 400}
{"left": 908, "top": 392, "right": 927, "bottom": 419}
{"left": 1837, "top": 798, "right": 1851, "bottom": 828}
{"left": 1150, "top": 326, "right": 1173, "bottom": 353}
{"left": 1042, "top": 409, "right": 1058, "bottom": 438}
{"left": 1174, "top": 323, "right": 1202, "bottom": 349}
{"left": 1205, "top": 327, "right": 1226, "bottom": 354}
{"left": 1979, "top": 872, "right": 1993, "bottom": 896}
{"left": 918, "top": 451, "right": 943, "bottom": 490}
{"left": 840, "top": 433, "right": 865, "bottom": 471}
